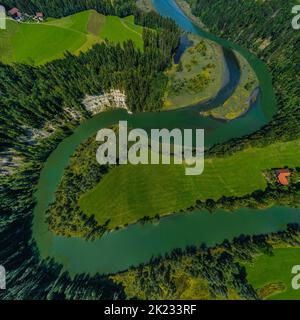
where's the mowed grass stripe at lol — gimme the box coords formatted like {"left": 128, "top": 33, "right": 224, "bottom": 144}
{"left": 79, "top": 139, "right": 300, "bottom": 229}
{"left": 8, "top": 21, "right": 87, "bottom": 65}
{"left": 87, "top": 11, "right": 106, "bottom": 36}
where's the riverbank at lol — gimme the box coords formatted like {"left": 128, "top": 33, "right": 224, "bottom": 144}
{"left": 34, "top": 198, "right": 300, "bottom": 276}
{"left": 201, "top": 50, "right": 259, "bottom": 120}
{"left": 83, "top": 90, "right": 129, "bottom": 115}
{"left": 174, "top": 0, "right": 207, "bottom": 30}
{"left": 163, "top": 33, "right": 224, "bottom": 110}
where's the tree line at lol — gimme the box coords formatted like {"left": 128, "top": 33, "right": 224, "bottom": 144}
{"left": 1, "top": 0, "right": 136, "bottom": 17}
{"left": 184, "top": 171, "right": 300, "bottom": 214}
{"left": 46, "top": 135, "right": 111, "bottom": 240}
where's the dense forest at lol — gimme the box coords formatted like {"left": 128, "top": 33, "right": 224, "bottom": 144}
{"left": 184, "top": 0, "right": 300, "bottom": 155}
{"left": 0, "top": 3, "right": 180, "bottom": 299}
{"left": 45, "top": 135, "right": 112, "bottom": 239}
{"left": 1, "top": 0, "right": 136, "bottom": 17}
{"left": 0, "top": 160, "right": 126, "bottom": 299}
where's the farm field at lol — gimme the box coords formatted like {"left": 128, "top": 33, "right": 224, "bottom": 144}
{"left": 245, "top": 248, "right": 300, "bottom": 300}
{"left": 78, "top": 138, "right": 300, "bottom": 230}
{"left": 99, "top": 15, "right": 143, "bottom": 50}
{"left": 0, "top": 10, "right": 143, "bottom": 65}
{"left": 164, "top": 34, "right": 224, "bottom": 109}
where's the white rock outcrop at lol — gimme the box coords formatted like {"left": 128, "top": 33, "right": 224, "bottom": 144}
{"left": 83, "top": 90, "right": 128, "bottom": 115}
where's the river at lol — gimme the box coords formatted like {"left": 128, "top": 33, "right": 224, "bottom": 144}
{"left": 32, "top": 0, "right": 299, "bottom": 277}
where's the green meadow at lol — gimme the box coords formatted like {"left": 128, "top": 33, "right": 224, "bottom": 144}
{"left": 164, "top": 34, "right": 223, "bottom": 109}
{"left": 246, "top": 248, "right": 300, "bottom": 300}
{"left": 78, "top": 138, "right": 300, "bottom": 230}
{"left": 0, "top": 10, "right": 143, "bottom": 65}
{"left": 100, "top": 15, "right": 143, "bottom": 50}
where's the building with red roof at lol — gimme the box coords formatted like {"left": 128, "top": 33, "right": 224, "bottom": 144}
{"left": 8, "top": 7, "right": 22, "bottom": 20}
{"left": 276, "top": 169, "right": 291, "bottom": 186}
{"left": 8, "top": 7, "right": 20, "bottom": 16}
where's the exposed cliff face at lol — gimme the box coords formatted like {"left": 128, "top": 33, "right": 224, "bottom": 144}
{"left": 83, "top": 90, "right": 128, "bottom": 115}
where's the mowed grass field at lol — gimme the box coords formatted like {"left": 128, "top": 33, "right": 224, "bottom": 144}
{"left": 100, "top": 16, "right": 143, "bottom": 50}
{"left": 78, "top": 138, "right": 300, "bottom": 230}
{"left": 245, "top": 248, "right": 300, "bottom": 300}
{"left": 0, "top": 10, "right": 143, "bottom": 65}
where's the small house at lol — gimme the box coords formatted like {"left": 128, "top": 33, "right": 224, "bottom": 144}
{"left": 35, "top": 12, "right": 44, "bottom": 21}
{"left": 8, "top": 8, "right": 22, "bottom": 21}
{"left": 8, "top": 7, "right": 19, "bottom": 16}
{"left": 276, "top": 169, "right": 290, "bottom": 186}
{"left": 8, "top": 7, "right": 22, "bottom": 20}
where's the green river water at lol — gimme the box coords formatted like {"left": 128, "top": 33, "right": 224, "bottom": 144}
{"left": 32, "top": 0, "right": 300, "bottom": 276}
